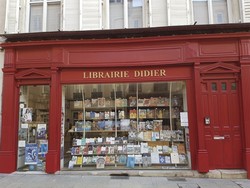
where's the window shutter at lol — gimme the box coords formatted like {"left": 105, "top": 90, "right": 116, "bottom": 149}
{"left": 81, "top": 0, "right": 102, "bottom": 30}
{"left": 243, "top": 0, "right": 250, "bottom": 22}
{"left": 64, "top": 0, "right": 80, "bottom": 30}
{"left": 150, "top": 0, "right": 168, "bottom": 27}
{"left": 6, "top": 0, "right": 19, "bottom": 33}
{"left": 169, "top": 0, "right": 189, "bottom": 26}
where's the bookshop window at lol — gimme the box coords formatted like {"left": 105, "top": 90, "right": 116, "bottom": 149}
{"left": 17, "top": 85, "right": 50, "bottom": 171}
{"left": 62, "top": 81, "right": 190, "bottom": 170}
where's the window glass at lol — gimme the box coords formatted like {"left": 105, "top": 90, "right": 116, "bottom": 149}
{"left": 110, "top": 0, "right": 124, "bottom": 29}
{"left": 47, "top": 2, "right": 61, "bottom": 31}
{"left": 231, "top": 82, "right": 236, "bottom": 90}
{"left": 221, "top": 82, "right": 227, "bottom": 91}
{"left": 128, "top": 0, "right": 143, "bottom": 28}
{"left": 17, "top": 85, "right": 50, "bottom": 171}
{"left": 212, "top": 82, "right": 217, "bottom": 91}
{"left": 29, "top": 0, "right": 61, "bottom": 32}
{"left": 30, "top": 4, "right": 43, "bottom": 32}
{"left": 193, "top": 0, "right": 209, "bottom": 24}
{"left": 62, "top": 81, "right": 190, "bottom": 170}
{"left": 212, "top": 0, "right": 228, "bottom": 23}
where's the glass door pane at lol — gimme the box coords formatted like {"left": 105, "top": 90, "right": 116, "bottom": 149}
{"left": 17, "top": 85, "right": 50, "bottom": 171}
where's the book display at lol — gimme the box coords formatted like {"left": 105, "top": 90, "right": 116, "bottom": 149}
{"left": 65, "top": 82, "right": 190, "bottom": 170}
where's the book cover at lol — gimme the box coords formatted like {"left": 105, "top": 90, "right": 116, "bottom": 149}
{"left": 105, "top": 98, "right": 112, "bottom": 107}
{"left": 105, "top": 120, "right": 114, "bottom": 130}
{"left": 142, "top": 155, "right": 151, "bottom": 167}
{"left": 126, "top": 155, "right": 135, "bottom": 168}
{"left": 84, "top": 99, "right": 91, "bottom": 107}
{"left": 38, "top": 140, "right": 48, "bottom": 154}
{"left": 177, "top": 143, "right": 186, "bottom": 154}
{"left": 155, "top": 109, "right": 163, "bottom": 118}
{"left": 115, "top": 98, "right": 122, "bottom": 107}
{"left": 140, "top": 142, "right": 148, "bottom": 154}
{"left": 134, "top": 145, "right": 141, "bottom": 154}
{"left": 162, "top": 145, "right": 170, "bottom": 154}
{"left": 127, "top": 144, "right": 134, "bottom": 154}
{"left": 171, "top": 153, "right": 180, "bottom": 164}
{"left": 68, "top": 160, "right": 75, "bottom": 169}
{"left": 137, "top": 99, "right": 144, "bottom": 107}
{"left": 135, "top": 154, "right": 142, "bottom": 164}
{"left": 139, "top": 109, "right": 147, "bottom": 119}
{"left": 149, "top": 97, "right": 158, "bottom": 106}
{"left": 118, "top": 155, "right": 127, "bottom": 164}
{"left": 104, "top": 111, "right": 110, "bottom": 119}
{"left": 98, "top": 98, "right": 106, "bottom": 107}
{"left": 110, "top": 156, "right": 116, "bottom": 164}
{"left": 153, "top": 120, "right": 163, "bottom": 131}
{"left": 105, "top": 156, "right": 111, "bottom": 164}
{"left": 143, "top": 99, "right": 150, "bottom": 106}
{"left": 120, "top": 119, "right": 130, "bottom": 131}
{"left": 73, "top": 101, "right": 83, "bottom": 108}
{"left": 122, "top": 99, "right": 127, "bottom": 107}
{"left": 129, "top": 96, "right": 137, "bottom": 107}
{"left": 146, "top": 109, "right": 155, "bottom": 118}
{"left": 179, "top": 154, "right": 187, "bottom": 164}
{"left": 150, "top": 152, "right": 159, "bottom": 164}
{"left": 21, "top": 108, "right": 33, "bottom": 123}
{"left": 159, "top": 155, "right": 165, "bottom": 164}
{"left": 172, "top": 145, "right": 178, "bottom": 153}
{"left": 156, "top": 145, "right": 163, "bottom": 154}
{"left": 165, "top": 156, "right": 171, "bottom": 164}
{"left": 129, "top": 109, "right": 137, "bottom": 119}
{"left": 76, "top": 156, "right": 83, "bottom": 165}
{"left": 138, "top": 121, "right": 146, "bottom": 131}
{"left": 157, "top": 97, "right": 169, "bottom": 106}
{"left": 91, "top": 99, "right": 98, "bottom": 107}
{"left": 25, "top": 143, "right": 38, "bottom": 165}
{"left": 37, "top": 124, "right": 46, "bottom": 139}
{"left": 78, "top": 112, "right": 83, "bottom": 120}
{"left": 118, "top": 110, "right": 125, "bottom": 119}
{"left": 143, "top": 131, "right": 152, "bottom": 141}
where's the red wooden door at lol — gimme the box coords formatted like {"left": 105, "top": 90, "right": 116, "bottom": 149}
{"left": 202, "top": 79, "right": 243, "bottom": 169}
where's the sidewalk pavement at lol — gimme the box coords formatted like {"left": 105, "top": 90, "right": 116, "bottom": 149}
{"left": 0, "top": 171, "right": 250, "bottom": 188}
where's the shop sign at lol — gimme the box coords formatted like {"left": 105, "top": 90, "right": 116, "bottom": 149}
{"left": 83, "top": 69, "right": 166, "bottom": 79}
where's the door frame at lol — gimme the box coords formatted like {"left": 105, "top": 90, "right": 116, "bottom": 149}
{"left": 199, "top": 62, "right": 243, "bottom": 169}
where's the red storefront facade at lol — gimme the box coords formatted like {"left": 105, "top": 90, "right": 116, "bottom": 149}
{"left": 0, "top": 24, "right": 250, "bottom": 178}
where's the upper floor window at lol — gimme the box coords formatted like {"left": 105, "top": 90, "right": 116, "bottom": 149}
{"left": 29, "top": 0, "right": 61, "bottom": 32}
{"left": 109, "top": 0, "right": 144, "bottom": 29}
{"left": 192, "top": 0, "right": 229, "bottom": 24}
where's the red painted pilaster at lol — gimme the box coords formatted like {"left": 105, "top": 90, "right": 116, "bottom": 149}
{"left": 46, "top": 67, "right": 61, "bottom": 173}
{"left": 194, "top": 62, "right": 209, "bottom": 173}
{"left": 240, "top": 39, "right": 250, "bottom": 179}
{"left": 0, "top": 66, "right": 17, "bottom": 173}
